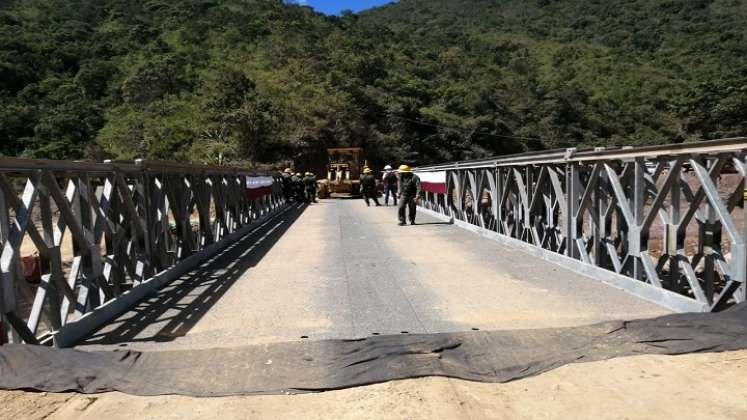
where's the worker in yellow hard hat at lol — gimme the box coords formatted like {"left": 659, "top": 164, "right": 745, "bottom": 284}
{"left": 397, "top": 164, "right": 422, "bottom": 225}
{"left": 360, "top": 167, "right": 380, "bottom": 207}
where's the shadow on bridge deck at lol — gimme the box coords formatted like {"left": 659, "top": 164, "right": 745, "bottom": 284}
{"left": 76, "top": 199, "right": 669, "bottom": 352}
{"left": 411, "top": 221, "right": 452, "bottom": 226}
{"left": 78, "top": 204, "right": 308, "bottom": 348}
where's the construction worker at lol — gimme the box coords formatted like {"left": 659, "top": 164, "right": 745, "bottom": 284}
{"left": 292, "top": 172, "right": 305, "bottom": 202}
{"left": 303, "top": 172, "right": 317, "bottom": 203}
{"left": 282, "top": 168, "right": 293, "bottom": 201}
{"left": 397, "top": 164, "right": 422, "bottom": 225}
{"left": 360, "top": 167, "right": 380, "bottom": 207}
{"left": 382, "top": 164, "right": 398, "bottom": 206}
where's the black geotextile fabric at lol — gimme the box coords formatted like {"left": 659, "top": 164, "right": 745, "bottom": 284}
{"left": 1, "top": 303, "right": 746, "bottom": 396}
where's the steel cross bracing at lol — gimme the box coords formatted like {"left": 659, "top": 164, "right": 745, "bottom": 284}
{"left": 416, "top": 138, "right": 747, "bottom": 312}
{"left": 0, "top": 157, "right": 285, "bottom": 345}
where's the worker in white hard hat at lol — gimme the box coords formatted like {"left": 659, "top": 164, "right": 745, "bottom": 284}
{"left": 382, "top": 164, "right": 398, "bottom": 206}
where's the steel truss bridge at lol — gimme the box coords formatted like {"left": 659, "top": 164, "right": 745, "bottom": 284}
{"left": 0, "top": 138, "right": 745, "bottom": 347}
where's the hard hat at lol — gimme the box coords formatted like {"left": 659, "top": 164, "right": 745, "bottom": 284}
{"left": 363, "top": 168, "right": 373, "bottom": 174}
{"left": 384, "top": 165, "right": 393, "bottom": 171}
{"left": 295, "top": 173, "right": 302, "bottom": 177}
{"left": 398, "top": 165, "right": 412, "bottom": 173}
{"left": 305, "top": 172, "right": 312, "bottom": 176}
{"left": 284, "top": 168, "right": 293, "bottom": 174}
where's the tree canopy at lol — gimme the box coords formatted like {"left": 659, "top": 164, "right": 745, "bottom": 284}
{"left": 0, "top": 0, "right": 745, "bottom": 167}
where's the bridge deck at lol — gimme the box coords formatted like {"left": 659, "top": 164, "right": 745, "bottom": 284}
{"left": 79, "top": 200, "right": 668, "bottom": 351}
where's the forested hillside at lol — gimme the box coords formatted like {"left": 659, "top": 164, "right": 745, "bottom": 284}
{"left": 1, "top": 0, "right": 745, "bottom": 167}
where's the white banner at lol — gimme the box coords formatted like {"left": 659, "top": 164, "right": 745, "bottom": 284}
{"left": 245, "top": 176, "right": 275, "bottom": 189}
{"left": 415, "top": 171, "right": 446, "bottom": 184}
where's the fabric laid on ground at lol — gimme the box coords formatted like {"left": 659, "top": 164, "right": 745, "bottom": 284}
{"left": 1, "top": 303, "right": 746, "bottom": 397}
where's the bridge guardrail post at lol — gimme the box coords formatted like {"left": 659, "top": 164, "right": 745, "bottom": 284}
{"left": 565, "top": 160, "right": 580, "bottom": 260}
{"left": 135, "top": 159, "right": 157, "bottom": 282}
{"left": 0, "top": 174, "right": 15, "bottom": 344}
{"left": 739, "top": 152, "right": 747, "bottom": 303}
{"left": 632, "top": 156, "right": 646, "bottom": 281}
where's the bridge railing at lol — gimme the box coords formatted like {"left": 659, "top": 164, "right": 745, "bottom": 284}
{"left": 416, "top": 138, "right": 747, "bottom": 312}
{"left": 0, "top": 158, "right": 285, "bottom": 345}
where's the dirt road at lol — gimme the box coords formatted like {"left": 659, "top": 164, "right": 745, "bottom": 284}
{"left": 3, "top": 350, "right": 746, "bottom": 419}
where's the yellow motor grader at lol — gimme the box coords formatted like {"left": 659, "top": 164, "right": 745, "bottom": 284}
{"left": 316, "top": 147, "right": 367, "bottom": 199}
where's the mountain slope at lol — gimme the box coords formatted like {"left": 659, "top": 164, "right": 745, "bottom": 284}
{"left": 0, "top": 0, "right": 745, "bottom": 166}
{"left": 359, "top": 0, "right": 747, "bottom": 146}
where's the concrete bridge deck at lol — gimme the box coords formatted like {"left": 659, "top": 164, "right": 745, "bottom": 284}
{"left": 79, "top": 199, "right": 667, "bottom": 352}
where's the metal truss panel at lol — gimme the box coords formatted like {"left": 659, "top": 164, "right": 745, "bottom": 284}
{"left": 0, "top": 158, "right": 286, "bottom": 345}
{"left": 417, "top": 139, "right": 747, "bottom": 312}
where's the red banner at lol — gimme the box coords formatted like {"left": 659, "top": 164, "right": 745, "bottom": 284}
{"left": 245, "top": 185, "right": 274, "bottom": 200}
{"left": 245, "top": 176, "right": 275, "bottom": 200}
{"left": 417, "top": 171, "right": 447, "bottom": 194}
{"left": 421, "top": 181, "right": 447, "bottom": 194}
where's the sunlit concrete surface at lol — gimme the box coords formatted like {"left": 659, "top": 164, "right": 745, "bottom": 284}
{"left": 78, "top": 200, "right": 668, "bottom": 351}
